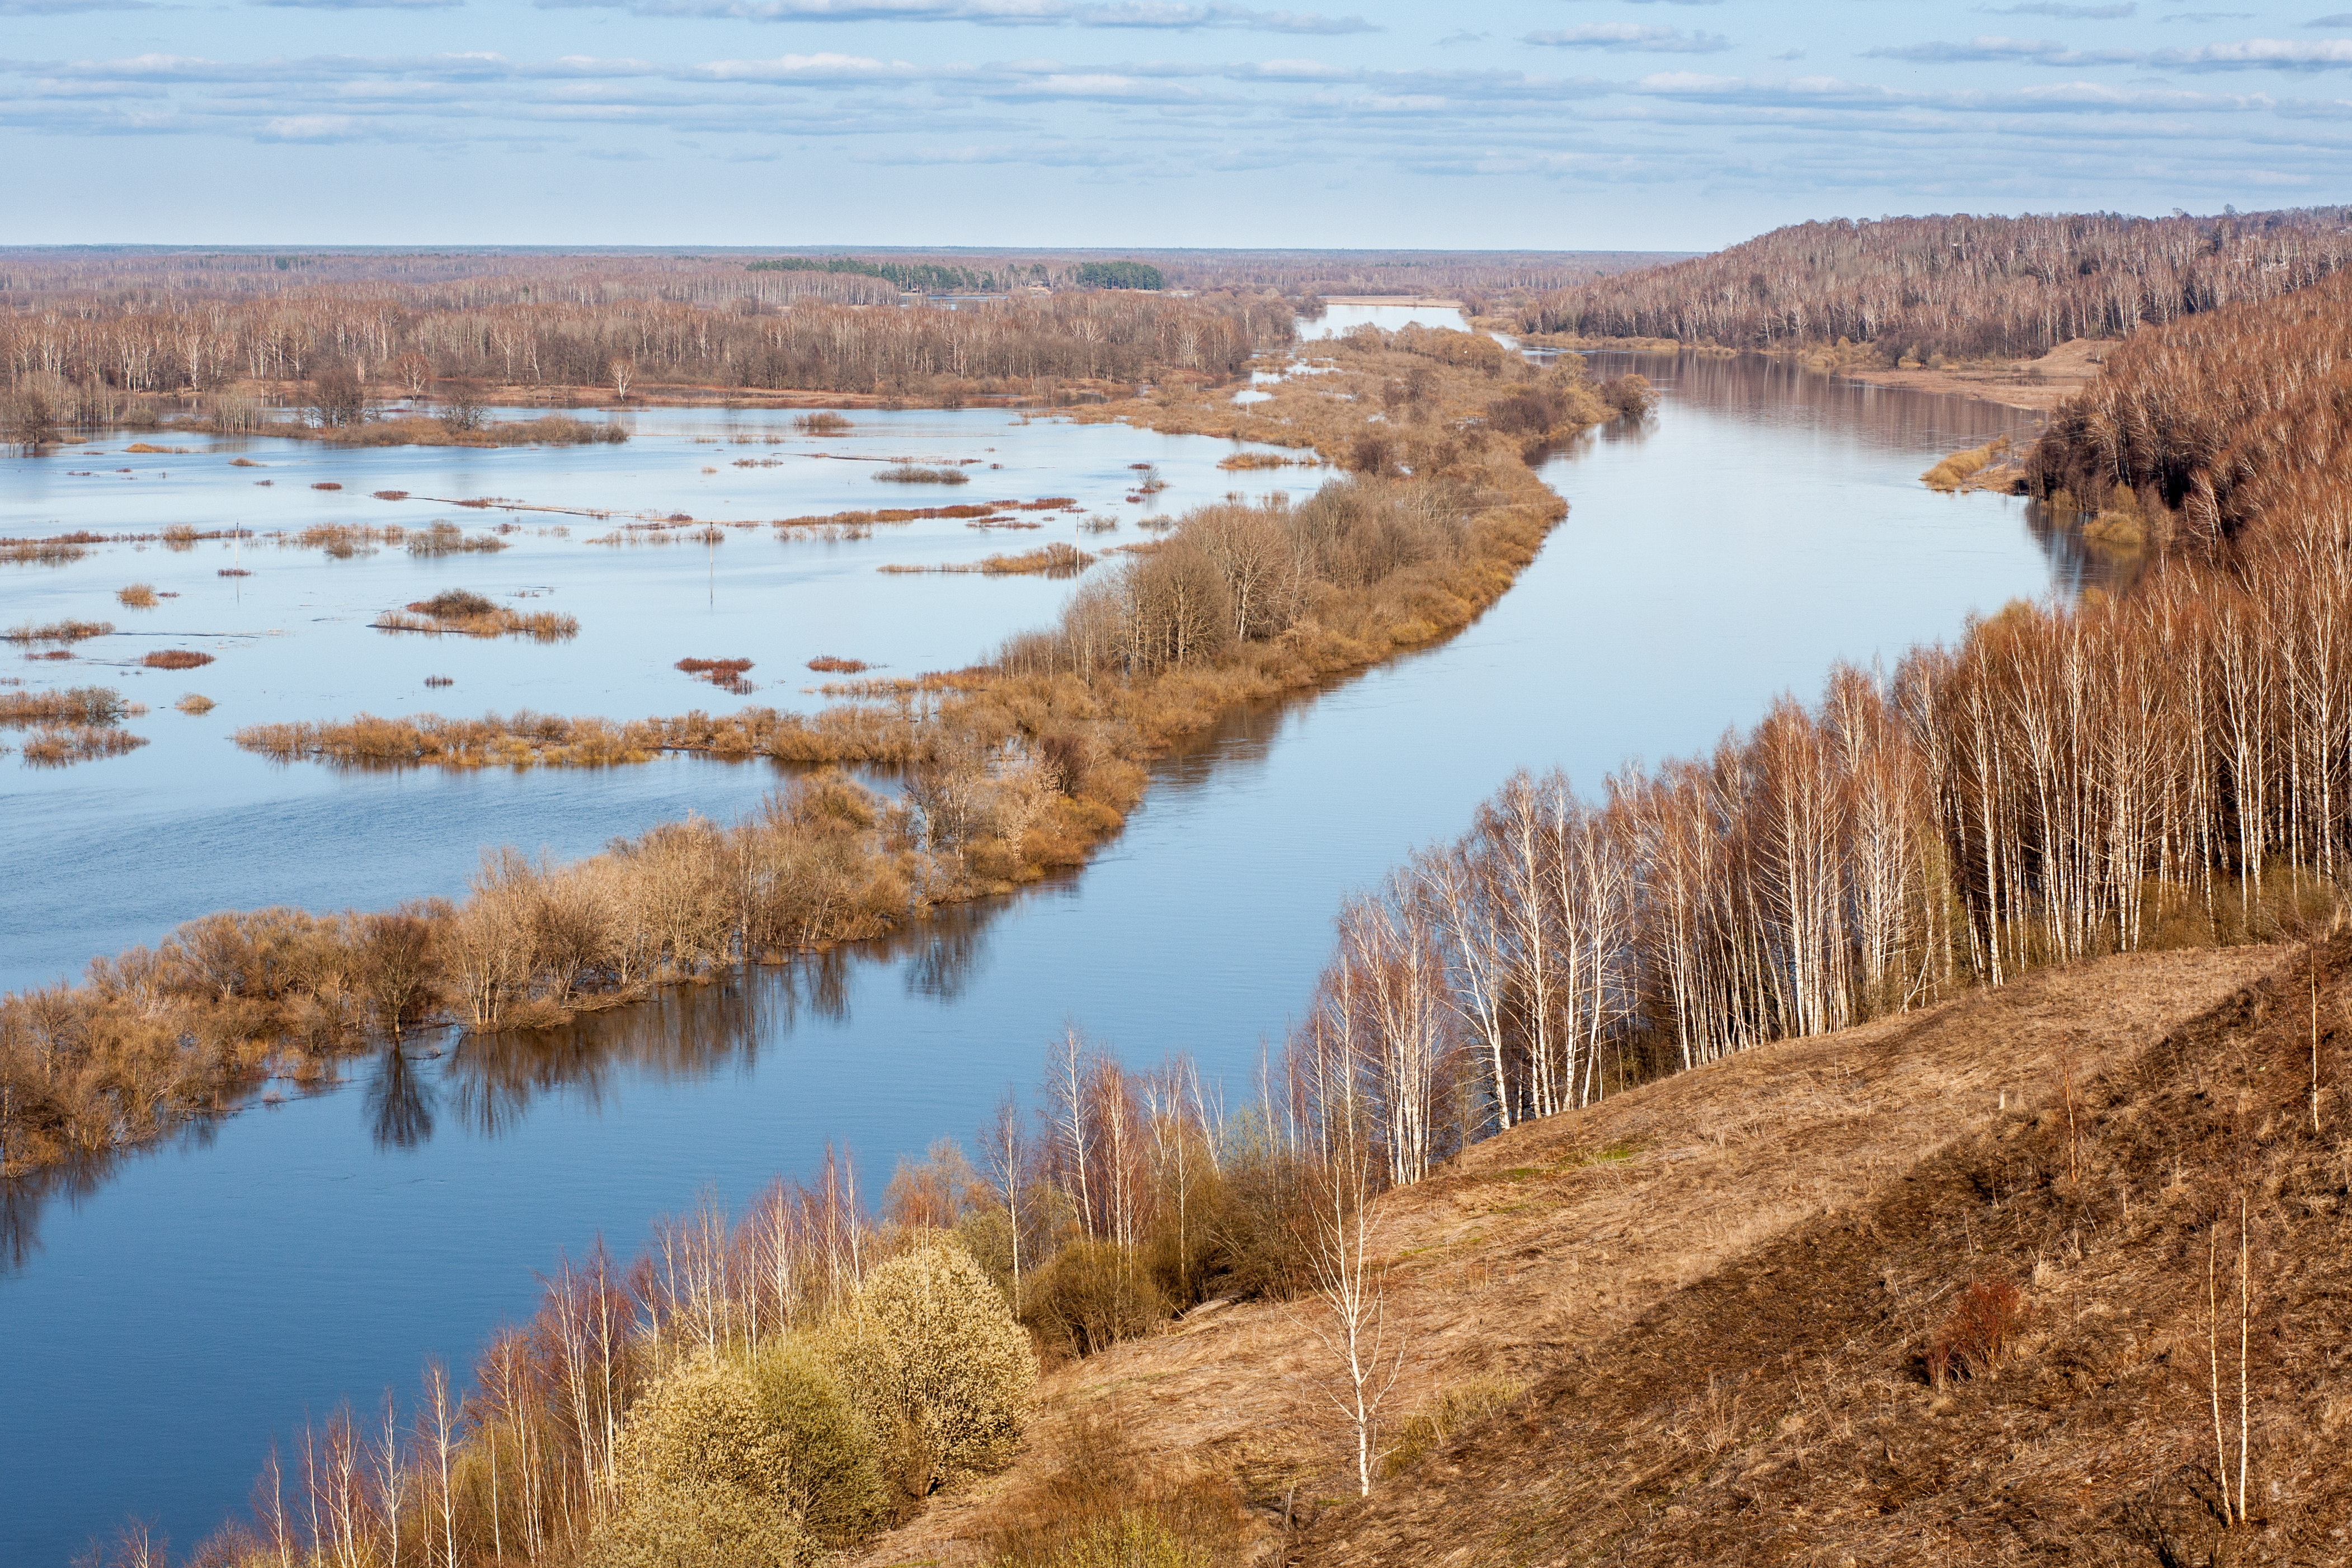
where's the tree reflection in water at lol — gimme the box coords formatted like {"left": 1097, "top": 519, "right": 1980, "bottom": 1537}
{"left": 365, "top": 1043, "right": 436, "bottom": 1150}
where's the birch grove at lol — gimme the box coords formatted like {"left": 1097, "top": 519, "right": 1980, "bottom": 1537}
{"left": 1294, "top": 500, "right": 2352, "bottom": 1170}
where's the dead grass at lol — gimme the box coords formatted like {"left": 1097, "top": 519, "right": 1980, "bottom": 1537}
{"left": 141, "top": 649, "right": 214, "bottom": 670}
{"left": 175, "top": 693, "right": 215, "bottom": 715}
{"left": 678, "top": 656, "right": 755, "bottom": 694}
{"left": 6, "top": 619, "right": 112, "bottom": 644}
{"left": 20, "top": 723, "right": 147, "bottom": 766}
{"left": 807, "top": 656, "right": 870, "bottom": 674}
{"left": 407, "top": 520, "right": 507, "bottom": 555}
{"left": 116, "top": 583, "right": 158, "bottom": 609}
{"left": 1921, "top": 435, "right": 2019, "bottom": 494}
{"left": 1, "top": 686, "right": 128, "bottom": 726}
{"left": 877, "top": 464, "right": 974, "bottom": 485}
{"left": 2, "top": 540, "right": 87, "bottom": 566}
{"left": 850, "top": 946, "right": 2287, "bottom": 1566}
{"left": 880, "top": 543, "right": 1096, "bottom": 578}
{"left": 374, "top": 590, "right": 577, "bottom": 642}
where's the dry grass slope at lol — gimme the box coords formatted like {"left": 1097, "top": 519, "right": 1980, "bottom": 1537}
{"left": 850, "top": 945, "right": 2303, "bottom": 1567}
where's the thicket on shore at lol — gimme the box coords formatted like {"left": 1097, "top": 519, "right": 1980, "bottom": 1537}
{"left": 1513, "top": 208, "right": 2352, "bottom": 362}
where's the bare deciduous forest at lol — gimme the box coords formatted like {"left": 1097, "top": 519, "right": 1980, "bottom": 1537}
{"left": 1513, "top": 207, "right": 2352, "bottom": 361}
{"left": 0, "top": 287, "right": 1287, "bottom": 416}
{"left": 0, "top": 247, "right": 1673, "bottom": 314}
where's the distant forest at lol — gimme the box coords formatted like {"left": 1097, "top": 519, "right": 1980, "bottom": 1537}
{"left": 0, "top": 248, "right": 1674, "bottom": 316}
{"left": 1514, "top": 208, "right": 2352, "bottom": 361}
{"left": 0, "top": 286, "right": 1293, "bottom": 402}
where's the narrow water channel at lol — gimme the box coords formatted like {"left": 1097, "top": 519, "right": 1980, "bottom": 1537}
{"left": 4, "top": 353, "right": 2079, "bottom": 1562}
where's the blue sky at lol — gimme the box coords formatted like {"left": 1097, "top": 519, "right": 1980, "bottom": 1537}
{"left": 4, "top": 1, "right": 2349, "bottom": 247}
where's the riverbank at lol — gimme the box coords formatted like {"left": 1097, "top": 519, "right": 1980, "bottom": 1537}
{"left": 0, "top": 330, "right": 1604, "bottom": 1178}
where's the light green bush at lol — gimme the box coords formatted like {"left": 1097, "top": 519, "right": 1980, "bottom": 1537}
{"left": 850, "top": 1241, "right": 1039, "bottom": 1476}
{"left": 583, "top": 1355, "right": 811, "bottom": 1568}
{"left": 750, "top": 1336, "right": 890, "bottom": 1544}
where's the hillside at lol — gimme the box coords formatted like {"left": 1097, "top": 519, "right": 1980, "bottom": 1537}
{"left": 1512, "top": 209, "right": 2352, "bottom": 363}
{"left": 850, "top": 941, "right": 2336, "bottom": 1565}
{"left": 2026, "top": 262, "right": 2352, "bottom": 554}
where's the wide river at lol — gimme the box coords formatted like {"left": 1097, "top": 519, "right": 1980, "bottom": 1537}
{"left": 1, "top": 347, "right": 2089, "bottom": 1562}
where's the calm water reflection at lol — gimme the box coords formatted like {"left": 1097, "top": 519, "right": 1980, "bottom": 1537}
{"left": 4, "top": 355, "right": 2078, "bottom": 1564}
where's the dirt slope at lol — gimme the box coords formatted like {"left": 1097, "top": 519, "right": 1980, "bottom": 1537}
{"left": 858, "top": 945, "right": 2307, "bottom": 1566}
{"left": 1303, "top": 936, "right": 2352, "bottom": 1567}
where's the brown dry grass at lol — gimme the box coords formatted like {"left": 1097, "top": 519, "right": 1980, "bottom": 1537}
{"left": 1845, "top": 337, "right": 2113, "bottom": 412}
{"left": 116, "top": 583, "right": 158, "bottom": 609}
{"left": 142, "top": 649, "right": 214, "bottom": 670}
{"left": 21, "top": 723, "right": 147, "bottom": 766}
{"left": 1921, "top": 435, "right": 2019, "bottom": 495}
{"left": 880, "top": 543, "right": 1096, "bottom": 578}
{"left": 850, "top": 945, "right": 2289, "bottom": 1567}
{"left": 6, "top": 619, "right": 112, "bottom": 644}
{"left": 374, "top": 590, "right": 577, "bottom": 642}
{"left": 1291, "top": 936, "right": 2352, "bottom": 1568}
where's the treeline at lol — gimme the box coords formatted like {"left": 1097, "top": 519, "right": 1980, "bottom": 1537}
{"left": 0, "top": 247, "right": 1669, "bottom": 319}
{"left": 749, "top": 256, "right": 1017, "bottom": 293}
{"left": 3, "top": 337, "right": 1602, "bottom": 1175}
{"left": 1514, "top": 208, "right": 2352, "bottom": 362}
{"left": 2025, "top": 261, "right": 2352, "bottom": 553}
{"left": 0, "top": 288, "right": 1293, "bottom": 404}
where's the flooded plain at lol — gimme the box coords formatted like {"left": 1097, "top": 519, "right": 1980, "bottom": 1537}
{"left": 3, "top": 347, "right": 2071, "bottom": 1562}
{"left": 0, "top": 407, "right": 1311, "bottom": 993}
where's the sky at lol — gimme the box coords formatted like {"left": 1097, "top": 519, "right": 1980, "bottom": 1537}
{"left": 3, "top": 1, "right": 2350, "bottom": 248}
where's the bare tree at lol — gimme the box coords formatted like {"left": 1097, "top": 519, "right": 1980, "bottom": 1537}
{"left": 1296, "top": 1128, "right": 1402, "bottom": 1498}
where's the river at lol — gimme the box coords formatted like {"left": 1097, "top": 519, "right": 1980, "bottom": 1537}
{"left": 2, "top": 347, "right": 2082, "bottom": 1563}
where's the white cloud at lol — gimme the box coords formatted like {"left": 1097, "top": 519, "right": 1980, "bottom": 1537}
{"left": 2155, "top": 37, "right": 2352, "bottom": 68}
{"left": 1866, "top": 35, "right": 2140, "bottom": 65}
{"left": 532, "top": 0, "right": 1376, "bottom": 31}
{"left": 1523, "top": 24, "right": 1729, "bottom": 54}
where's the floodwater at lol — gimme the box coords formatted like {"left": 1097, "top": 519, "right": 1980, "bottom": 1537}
{"left": 0, "top": 407, "right": 1311, "bottom": 995}
{"left": 3, "top": 346, "right": 2075, "bottom": 1563}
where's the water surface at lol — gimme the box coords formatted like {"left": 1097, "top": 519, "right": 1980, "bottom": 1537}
{"left": 4, "top": 354, "right": 2060, "bottom": 1563}
{"left": 1, "top": 407, "right": 1306, "bottom": 993}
